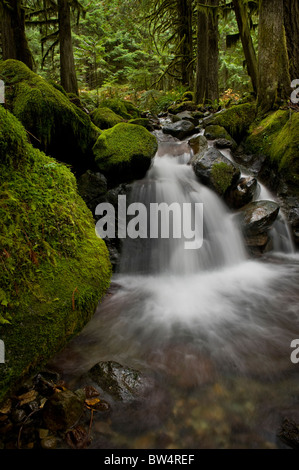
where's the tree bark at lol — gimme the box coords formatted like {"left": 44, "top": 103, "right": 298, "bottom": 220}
{"left": 206, "top": 0, "right": 219, "bottom": 104}
{"left": 194, "top": 0, "right": 219, "bottom": 105}
{"left": 195, "top": 0, "right": 208, "bottom": 104}
{"left": 177, "top": 0, "right": 194, "bottom": 89}
{"left": 232, "top": 0, "right": 258, "bottom": 95}
{"left": 58, "top": 0, "right": 79, "bottom": 95}
{"left": 283, "top": 0, "right": 299, "bottom": 80}
{"left": 257, "top": 0, "right": 290, "bottom": 114}
{"left": 0, "top": 0, "right": 34, "bottom": 69}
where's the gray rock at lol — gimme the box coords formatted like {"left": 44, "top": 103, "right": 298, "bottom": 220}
{"left": 192, "top": 147, "right": 241, "bottom": 196}
{"left": 162, "top": 120, "right": 196, "bottom": 140}
{"left": 236, "top": 200, "right": 280, "bottom": 236}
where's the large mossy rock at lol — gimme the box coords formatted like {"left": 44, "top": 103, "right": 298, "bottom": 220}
{"left": 192, "top": 147, "right": 241, "bottom": 197}
{"left": 206, "top": 103, "right": 257, "bottom": 142}
{"left": 98, "top": 98, "right": 140, "bottom": 120}
{"left": 0, "top": 107, "right": 112, "bottom": 403}
{"left": 93, "top": 122, "right": 158, "bottom": 186}
{"left": 91, "top": 107, "right": 124, "bottom": 130}
{"left": 0, "top": 60, "right": 99, "bottom": 174}
{"left": 244, "top": 110, "right": 299, "bottom": 191}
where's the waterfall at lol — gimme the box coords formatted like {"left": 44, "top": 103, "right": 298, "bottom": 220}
{"left": 119, "top": 141, "right": 246, "bottom": 275}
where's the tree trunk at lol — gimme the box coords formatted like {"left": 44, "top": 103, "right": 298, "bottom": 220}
{"left": 206, "top": 0, "right": 219, "bottom": 104}
{"left": 283, "top": 0, "right": 299, "bottom": 80}
{"left": 257, "top": 0, "right": 290, "bottom": 114}
{"left": 0, "top": 0, "right": 34, "bottom": 69}
{"left": 194, "top": 0, "right": 219, "bottom": 105}
{"left": 195, "top": 0, "right": 208, "bottom": 104}
{"left": 177, "top": 0, "right": 194, "bottom": 89}
{"left": 232, "top": 0, "right": 258, "bottom": 95}
{"left": 58, "top": 0, "right": 79, "bottom": 95}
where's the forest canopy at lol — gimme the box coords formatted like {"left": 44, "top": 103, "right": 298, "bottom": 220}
{"left": 0, "top": 0, "right": 298, "bottom": 114}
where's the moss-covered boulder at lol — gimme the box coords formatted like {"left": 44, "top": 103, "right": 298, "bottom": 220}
{"left": 93, "top": 123, "right": 158, "bottom": 186}
{"left": 244, "top": 110, "right": 299, "bottom": 190}
{"left": 168, "top": 101, "right": 198, "bottom": 115}
{"left": 192, "top": 147, "right": 241, "bottom": 197}
{"left": 98, "top": 98, "right": 140, "bottom": 120}
{"left": 206, "top": 103, "right": 257, "bottom": 142}
{"left": 204, "top": 125, "right": 237, "bottom": 150}
{"left": 0, "top": 107, "right": 112, "bottom": 403}
{"left": 0, "top": 60, "right": 98, "bottom": 174}
{"left": 91, "top": 107, "right": 124, "bottom": 130}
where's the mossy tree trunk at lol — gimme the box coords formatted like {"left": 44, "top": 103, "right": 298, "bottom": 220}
{"left": 58, "top": 0, "right": 79, "bottom": 95}
{"left": 257, "top": 0, "right": 291, "bottom": 115}
{"left": 232, "top": 0, "right": 258, "bottom": 95}
{"left": 194, "top": 0, "right": 219, "bottom": 105}
{"left": 0, "top": 0, "right": 34, "bottom": 70}
{"left": 177, "top": 0, "right": 194, "bottom": 89}
{"left": 283, "top": 0, "right": 299, "bottom": 80}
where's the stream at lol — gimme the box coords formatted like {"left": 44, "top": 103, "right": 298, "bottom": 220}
{"left": 48, "top": 128, "right": 299, "bottom": 450}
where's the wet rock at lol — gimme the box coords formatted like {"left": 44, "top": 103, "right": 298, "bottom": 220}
{"left": 34, "top": 370, "right": 62, "bottom": 397}
{"left": 41, "top": 436, "right": 58, "bottom": 449}
{"left": 88, "top": 361, "right": 146, "bottom": 402}
{"left": 236, "top": 201, "right": 280, "bottom": 236}
{"left": 204, "top": 125, "right": 237, "bottom": 150}
{"left": 192, "top": 147, "right": 241, "bottom": 196}
{"left": 42, "top": 389, "right": 85, "bottom": 432}
{"left": 175, "top": 111, "right": 200, "bottom": 126}
{"left": 188, "top": 135, "right": 208, "bottom": 161}
{"left": 162, "top": 120, "right": 196, "bottom": 140}
{"left": 77, "top": 170, "right": 108, "bottom": 214}
{"left": 214, "top": 138, "right": 236, "bottom": 150}
{"left": 225, "top": 176, "right": 258, "bottom": 209}
{"left": 278, "top": 418, "right": 299, "bottom": 449}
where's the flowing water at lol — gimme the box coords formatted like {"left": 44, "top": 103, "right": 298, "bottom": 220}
{"left": 49, "top": 131, "right": 299, "bottom": 449}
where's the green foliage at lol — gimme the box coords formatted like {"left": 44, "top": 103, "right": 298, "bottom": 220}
{"left": 0, "top": 105, "right": 112, "bottom": 401}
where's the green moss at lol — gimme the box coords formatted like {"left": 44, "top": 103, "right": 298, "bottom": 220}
{"left": 204, "top": 125, "right": 237, "bottom": 148}
{"left": 168, "top": 101, "right": 198, "bottom": 115}
{"left": 211, "top": 103, "right": 257, "bottom": 142}
{"left": 0, "top": 107, "right": 112, "bottom": 402}
{"left": 98, "top": 98, "right": 140, "bottom": 120}
{"left": 211, "top": 162, "right": 235, "bottom": 195}
{"left": 91, "top": 107, "right": 124, "bottom": 130}
{"left": 93, "top": 122, "right": 158, "bottom": 186}
{"left": 128, "top": 118, "right": 150, "bottom": 128}
{"left": 245, "top": 110, "right": 299, "bottom": 189}
{"left": 0, "top": 60, "right": 97, "bottom": 172}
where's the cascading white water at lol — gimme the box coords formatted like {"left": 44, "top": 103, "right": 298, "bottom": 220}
{"left": 119, "top": 144, "right": 246, "bottom": 275}
{"left": 49, "top": 131, "right": 299, "bottom": 450}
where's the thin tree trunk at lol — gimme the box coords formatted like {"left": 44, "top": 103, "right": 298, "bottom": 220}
{"left": 195, "top": 0, "right": 208, "bottom": 104}
{"left": 257, "top": 0, "right": 290, "bottom": 114}
{"left": 283, "top": 0, "right": 299, "bottom": 80}
{"left": 177, "top": 0, "right": 194, "bottom": 89}
{"left": 58, "top": 0, "right": 79, "bottom": 95}
{"left": 232, "top": 0, "right": 258, "bottom": 95}
{"left": 0, "top": 0, "right": 34, "bottom": 70}
{"left": 206, "top": 0, "right": 219, "bottom": 104}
